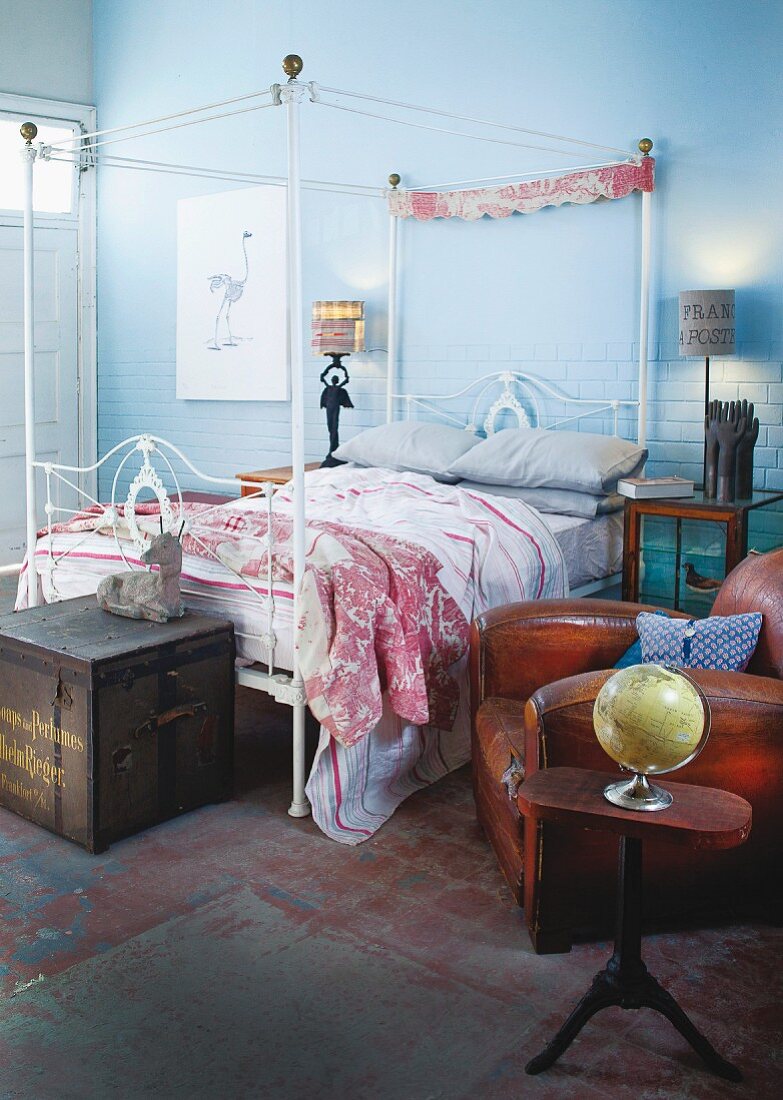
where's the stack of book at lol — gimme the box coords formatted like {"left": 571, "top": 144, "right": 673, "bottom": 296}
{"left": 617, "top": 476, "right": 695, "bottom": 500}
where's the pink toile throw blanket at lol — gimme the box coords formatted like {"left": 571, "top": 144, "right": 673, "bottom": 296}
{"left": 297, "top": 522, "right": 468, "bottom": 745}
{"left": 176, "top": 507, "right": 470, "bottom": 747}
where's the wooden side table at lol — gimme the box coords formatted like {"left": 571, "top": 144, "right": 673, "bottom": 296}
{"left": 622, "top": 489, "right": 783, "bottom": 608}
{"left": 235, "top": 463, "right": 321, "bottom": 496}
{"left": 518, "top": 767, "right": 751, "bottom": 1082}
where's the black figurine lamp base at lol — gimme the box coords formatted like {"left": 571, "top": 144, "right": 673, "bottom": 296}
{"left": 319, "top": 353, "right": 354, "bottom": 467}
{"left": 323, "top": 351, "right": 350, "bottom": 375}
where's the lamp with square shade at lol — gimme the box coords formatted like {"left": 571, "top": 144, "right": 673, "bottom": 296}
{"left": 678, "top": 289, "right": 735, "bottom": 494}
{"left": 311, "top": 300, "right": 364, "bottom": 466}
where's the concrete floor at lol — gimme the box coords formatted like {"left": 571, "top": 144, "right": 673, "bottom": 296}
{"left": 0, "top": 681, "right": 781, "bottom": 1100}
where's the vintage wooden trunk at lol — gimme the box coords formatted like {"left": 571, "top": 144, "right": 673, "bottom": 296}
{"left": 0, "top": 596, "right": 235, "bottom": 852}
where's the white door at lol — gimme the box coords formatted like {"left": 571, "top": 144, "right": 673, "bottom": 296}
{"left": 0, "top": 224, "right": 80, "bottom": 564}
{"left": 0, "top": 97, "right": 95, "bottom": 571}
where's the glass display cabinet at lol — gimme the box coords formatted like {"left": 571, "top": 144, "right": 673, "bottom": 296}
{"left": 622, "top": 490, "right": 783, "bottom": 614}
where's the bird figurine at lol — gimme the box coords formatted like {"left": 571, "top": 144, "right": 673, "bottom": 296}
{"left": 683, "top": 562, "right": 723, "bottom": 594}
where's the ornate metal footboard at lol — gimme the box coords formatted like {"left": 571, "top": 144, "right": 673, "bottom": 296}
{"left": 31, "top": 433, "right": 311, "bottom": 815}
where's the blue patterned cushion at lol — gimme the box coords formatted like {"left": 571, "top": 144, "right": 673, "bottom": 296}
{"left": 614, "top": 610, "right": 667, "bottom": 668}
{"left": 636, "top": 611, "right": 763, "bottom": 672}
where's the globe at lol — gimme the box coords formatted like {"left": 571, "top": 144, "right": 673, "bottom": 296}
{"left": 593, "top": 663, "right": 710, "bottom": 811}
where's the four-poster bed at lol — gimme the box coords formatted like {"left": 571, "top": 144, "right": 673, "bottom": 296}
{"left": 15, "top": 56, "right": 655, "bottom": 839}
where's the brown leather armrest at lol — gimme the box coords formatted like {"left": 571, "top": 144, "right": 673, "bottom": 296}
{"left": 524, "top": 667, "right": 783, "bottom": 796}
{"left": 470, "top": 598, "right": 687, "bottom": 718}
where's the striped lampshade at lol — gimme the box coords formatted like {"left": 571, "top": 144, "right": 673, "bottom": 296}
{"left": 311, "top": 300, "right": 365, "bottom": 356}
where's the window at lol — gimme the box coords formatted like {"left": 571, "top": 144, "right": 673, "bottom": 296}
{"left": 0, "top": 118, "right": 79, "bottom": 214}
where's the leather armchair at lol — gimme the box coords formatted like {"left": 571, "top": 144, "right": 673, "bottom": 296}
{"left": 471, "top": 548, "right": 783, "bottom": 954}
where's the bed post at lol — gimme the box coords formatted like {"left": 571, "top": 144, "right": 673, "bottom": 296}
{"left": 21, "top": 124, "right": 39, "bottom": 608}
{"left": 637, "top": 138, "right": 653, "bottom": 451}
{"left": 386, "top": 173, "right": 401, "bottom": 423}
{"left": 281, "top": 55, "right": 311, "bottom": 818}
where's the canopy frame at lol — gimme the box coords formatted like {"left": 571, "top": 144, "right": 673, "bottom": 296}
{"left": 19, "top": 56, "right": 655, "bottom": 820}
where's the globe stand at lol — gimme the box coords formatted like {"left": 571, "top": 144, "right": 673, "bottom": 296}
{"left": 604, "top": 772, "right": 673, "bottom": 812}
{"left": 526, "top": 835, "right": 742, "bottom": 1082}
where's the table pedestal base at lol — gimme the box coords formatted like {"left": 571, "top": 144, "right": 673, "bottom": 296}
{"left": 525, "top": 837, "right": 742, "bottom": 1082}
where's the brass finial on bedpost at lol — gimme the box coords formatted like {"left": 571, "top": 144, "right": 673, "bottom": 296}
{"left": 20, "top": 122, "right": 38, "bottom": 144}
{"left": 388, "top": 173, "right": 401, "bottom": 189}
{"left": 638, "top": 138, "right": 653, "bottom": 156}
{"left": 282, "top": 54, "right": 303, "bottom": 81}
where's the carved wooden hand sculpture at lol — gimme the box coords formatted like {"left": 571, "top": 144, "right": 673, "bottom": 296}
{"left": 703, "top": 400, "right": 721, "bottom": 499}
{"left": 735, "top": 399, "right": 759, "bottom": 499}
{"left": 715, "top": 401, "right": 748, "bottom": 502}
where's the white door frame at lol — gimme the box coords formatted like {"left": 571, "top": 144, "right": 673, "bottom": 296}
{"left": 0, "top": 91, "right": 97, "bottom": 501}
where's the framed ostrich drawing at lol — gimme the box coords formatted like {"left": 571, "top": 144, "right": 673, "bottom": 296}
{"left": 176, "top": 185, "right": 288, "bottom": 400}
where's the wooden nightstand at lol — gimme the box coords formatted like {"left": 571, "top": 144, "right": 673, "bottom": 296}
{"left": 622, "top": 489, "right": 783, "bottom": 611}
{"left": 235, "top": 463, "right": 321, "bottom": 496}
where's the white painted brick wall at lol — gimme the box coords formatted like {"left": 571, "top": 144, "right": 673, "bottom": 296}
{"left": 98, "top": 340, "right": 783, "bottom": 497}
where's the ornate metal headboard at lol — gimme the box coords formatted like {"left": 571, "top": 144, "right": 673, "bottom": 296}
{"left": 393, "top": 370, "right": 639, "bottom": 438}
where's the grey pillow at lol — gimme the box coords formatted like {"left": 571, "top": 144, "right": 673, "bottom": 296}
{"left": 458, "top": 481, "right": 624, "bottom": 518}
{"left": 448, "top": 427, "right": 647, "bottom": 494}
{"left": 333, "top": 421, "right": 478, "bottom": 482}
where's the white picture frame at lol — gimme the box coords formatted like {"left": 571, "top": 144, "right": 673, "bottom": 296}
{"left": 176, "top": 185, "right": 289, "bottom": 400}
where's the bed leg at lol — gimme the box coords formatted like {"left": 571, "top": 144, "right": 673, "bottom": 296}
{"left": 288, "top": 693, "right": 311, "bottom": 818}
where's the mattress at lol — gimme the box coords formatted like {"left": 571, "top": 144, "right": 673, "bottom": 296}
{"left": 25, "top": 529, "right": 298, "bottom": 669}
{"left": 20, "top": 467, "right": 581, "bottom": 671}
{"left": 22, "top": 505, "right": 622, "bottom": 669}
{"left": 544, "top": 510, "right": 624, "bottom": 590}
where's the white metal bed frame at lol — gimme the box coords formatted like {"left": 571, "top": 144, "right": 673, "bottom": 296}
{"left": 394, "top": 369, "right": 638, "bottom": 438}
{"left": 33, "top": 370, "right": 637, "bottom": 596}
{"left": 18, "top": 56, "right": 653, "bottom": 820}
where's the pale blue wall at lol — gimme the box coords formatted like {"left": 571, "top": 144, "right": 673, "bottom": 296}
{"left": 93, "top": 0, "right": 783, "bottom": 492}
{"left": 0, "top": 0, "right": 92, "bottom": 105}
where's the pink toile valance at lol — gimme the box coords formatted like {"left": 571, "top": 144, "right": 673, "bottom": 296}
{"left": 388, "top": 157, "right": 655, "bottom": 221}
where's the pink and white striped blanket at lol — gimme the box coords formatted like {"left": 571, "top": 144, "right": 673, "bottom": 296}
{"left": 268, "top": 467, "right": 568, "bottom": 842}
{"left": 18, "top": 466, "right": 567, "bottom": 842}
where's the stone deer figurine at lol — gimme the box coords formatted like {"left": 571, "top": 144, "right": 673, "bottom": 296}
{"left": 97, "top": 527, "right": 184, "bottom": 623}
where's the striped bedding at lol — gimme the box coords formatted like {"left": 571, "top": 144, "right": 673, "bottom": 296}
{"left": 17, "top": 466, "right": 567, "bottom": 843}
